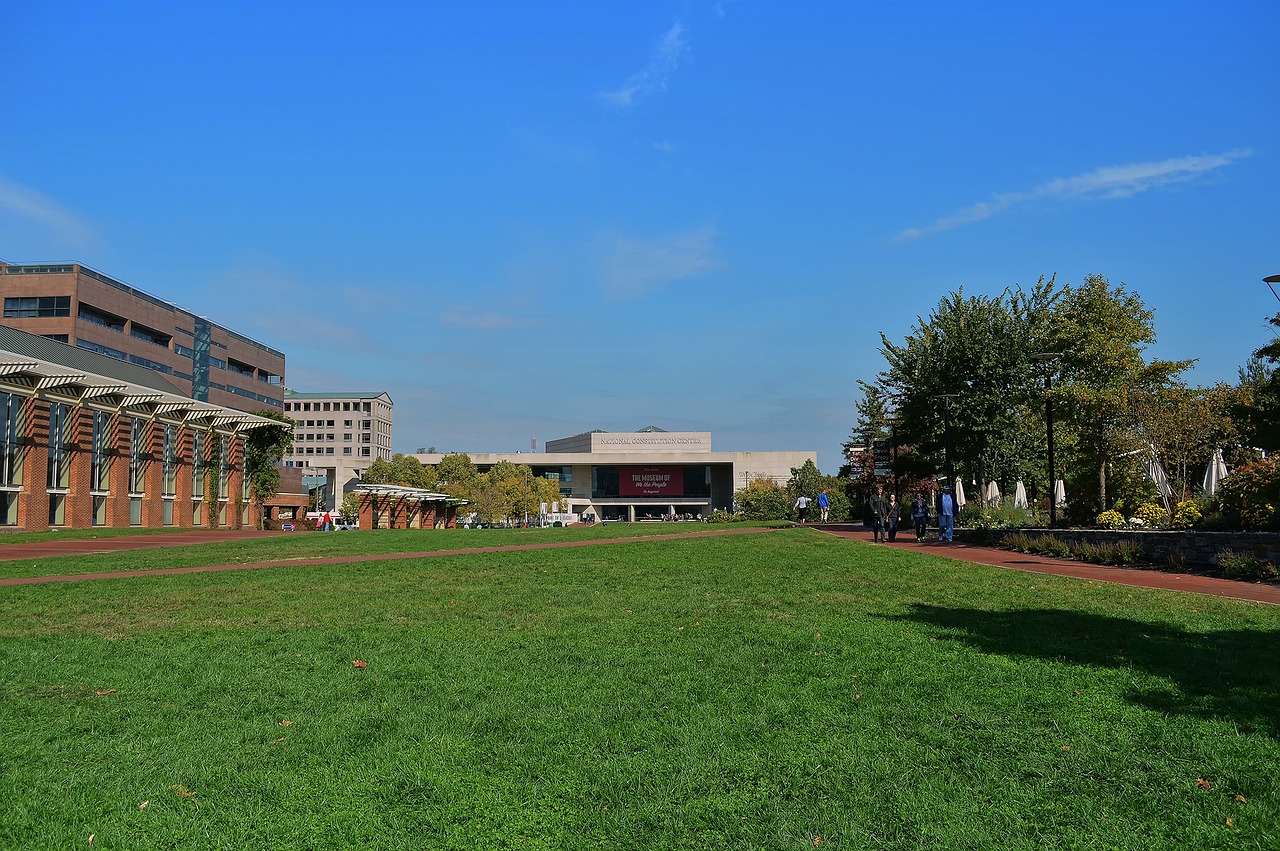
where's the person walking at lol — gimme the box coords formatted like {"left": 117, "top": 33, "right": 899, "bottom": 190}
{"left": 910, "top": 492, "right": 930, "bottom": 542}
{"left": 936, "top": 484, "right": 957, "bottom": 543}
{"left": 885, "top": 493, "right": 900, "bottom": 542}
{"left": 867, "top": 485, "right": 887, "bottom": 543}
{"left": 794, "top": 494, "right": 811, "bottom": 523}
{"left": 817, "top": 489, "right": 830, "bottom": 523}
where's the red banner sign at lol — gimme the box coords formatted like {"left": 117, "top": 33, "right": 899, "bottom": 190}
{"left": 619, "top": 466, "right": 681, "bottom": 497}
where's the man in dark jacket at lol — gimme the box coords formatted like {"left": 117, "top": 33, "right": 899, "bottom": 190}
{"left": 867, "top": 485, "right": 887, "bottom": 543}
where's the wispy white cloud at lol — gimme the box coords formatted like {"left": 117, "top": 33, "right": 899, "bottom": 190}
{"left": 0, "top": 175, "right": 94, "bottom": 247}
{"left": 654, "top": 141, "right": 677, "bottom": 155}
{"left": 601, "top": 22, "right": 687, "bottom": 106}
{"left": 894, "top": 149, "right": 1254, "bottom": 242}
{"left": 598, "top": 226, "right": 718, "bottom": 300}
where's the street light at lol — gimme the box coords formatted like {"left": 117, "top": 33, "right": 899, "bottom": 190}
{"left": 1265, "top": 274, "right": 1280, "bottom": 304}
{"left": 934, "top": 394, "right": 959, "bottom": 491}
{"left": 1031, "top": 353, "right": 1062, "bottom": 526}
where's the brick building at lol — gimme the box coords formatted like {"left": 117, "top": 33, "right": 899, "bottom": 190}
{"left": 0, "top": 262, "right": 285, "bottom": 413}
{"left": 0, "top": 325, "right": 280, "bottom": 530}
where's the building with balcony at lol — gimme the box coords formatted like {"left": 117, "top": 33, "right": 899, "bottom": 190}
{"left": 0, "top": 262, "right": 285, "bottom": 414}
{"left": 282, "top": 389, "right": 393, "bottom": 510}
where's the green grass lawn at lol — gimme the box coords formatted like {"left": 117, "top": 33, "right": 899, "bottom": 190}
{"left": 1, "top": 528, "right": 1276, "bottom": 849}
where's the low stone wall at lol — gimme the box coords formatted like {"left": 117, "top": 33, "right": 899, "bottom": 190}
{"left": 961, "top": 527, "right": 1280, "bottom": 567}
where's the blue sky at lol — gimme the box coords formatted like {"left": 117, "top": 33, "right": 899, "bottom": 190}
{"left": 2, "top": 0, "right": 1276, "bottom": 472}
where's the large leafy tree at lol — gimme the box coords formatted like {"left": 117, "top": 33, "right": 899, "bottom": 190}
{"left": 876, "top": 277, "right": 1061, "bottom": 494}
{"left": 1132, "top": 383, "right": 1241, "bottom": 501}
{"left": 1235, "top": 313, "right": 1280, "bottom": 453}
{"left": 1048, "top": 274, "right": 1192, "bottom": 512}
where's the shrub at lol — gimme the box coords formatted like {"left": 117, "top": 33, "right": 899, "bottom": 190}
{"left": 1028, "top": 534, "right": 1072, "bottom": 559}
{"left": 1002, "top": 531, "right": 1038, "bottom": 553}
{"left": 1217, "top": 549, "right": 1280, "bottom": 582}
{"left": 1171, "top": 499, "right": 1203, "bottom": 529}
{"left": 707, "top": 509, "right": 743, "bottom": 524}
{"left": 1132, "top": 502, "right": 1168, "bottom": 527}
{"left": 1216, "top": 457, "right": 1280, "bottom": 530}
{"left": 1096, "top": 510, "right": 1125, "bottom": 529}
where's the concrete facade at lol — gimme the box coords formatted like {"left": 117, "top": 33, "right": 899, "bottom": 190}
{"left": 411, "top": 427, "right": 816, "bottom": 522}
{"left": 282, "top": 389, "right": 393, "bottom": 510}
{"left": 0, "top": 262, "right": 285, "bottom": 414}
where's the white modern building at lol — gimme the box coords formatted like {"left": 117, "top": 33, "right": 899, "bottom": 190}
{"left": 411, "top": 426, "right": 815, "bottom": 522}
{"left": 282, "top": 389, "right": 392, "bottom": 510}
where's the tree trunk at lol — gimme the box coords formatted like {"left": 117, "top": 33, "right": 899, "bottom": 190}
{"left": 1098, "top": 455, "right": 1107, "bottom": 513}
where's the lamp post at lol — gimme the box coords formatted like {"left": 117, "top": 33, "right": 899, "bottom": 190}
{"left": 1266, "top": 274, "right": 1280, "bottom": 304}
{"left": 1031, "top": 353, "right": 1062, "bottom": 526}
{"left": 935, "top": 394, "right": 959, "bottom": 491}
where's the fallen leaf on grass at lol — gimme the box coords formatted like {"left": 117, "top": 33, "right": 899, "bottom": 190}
{"left": 139, "top": 800, "right": 148, "bottom": 809}
{"left": 88, "top": 834, "right": 94, "bottom": 846}
{"left": 1226, "top": 817, "right": 1234, "bottom": 827}
{"left": 172, "top": 784, "right": 196, "bottom": 798}
{"left": 813, "top": 837, "right": 822, "bottom": 846}
{"left": 352, "top": 660, "right": 368, "bottom": 669}
{"left": 1196, "top": 778, "right": 1212, "bottom": 790}
{"left": 95, "top": 689, "right": 116, "bottom": 696}
{"left": 1235, "top": 794, "right": 1247, "bottom": 803}
{"left": 271, "top": 737, "right": 286, "bottom": 743}
{"left": 278, "top": 719, "right": 294, "bottom": 727}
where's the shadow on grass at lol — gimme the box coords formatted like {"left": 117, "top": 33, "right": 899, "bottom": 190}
{"left": 891, "top": 604, "right": 1280, "bottom": 738}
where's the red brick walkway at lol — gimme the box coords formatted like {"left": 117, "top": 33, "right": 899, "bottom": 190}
{"left": 1, "top": 525, "right": 1277, "bottom": 606}
{"left": 811, "top": 523, "right": 1280, "bottom": 606}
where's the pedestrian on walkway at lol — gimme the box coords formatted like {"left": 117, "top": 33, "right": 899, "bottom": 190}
{"left": 817, "top": 489, "right": 830, "bottom": 523}
{"left": 910, "top": 492, "right": 930, "bottom": 542}
{"left": 936, "top": 485, "right": 957, "bottom": 543}
{"left": 885, "top": 493, "right": 900, "bottom": 542}
{"left": 794, "top": 494, "right": 811, "bottom": 523}
{"left": 867, "top": 485, "right": 887, "bottom": 543}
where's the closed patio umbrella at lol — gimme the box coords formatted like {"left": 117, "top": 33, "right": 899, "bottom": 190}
{"left": 1014, "top": 480, "right": 1028, "bottom": 509}
{"left": 1202, "top": 447, "right": 1229, "bottom": 495}
{"left": 1144, "top": 445, "right": 1173, "bottom": 511}
{"left": 985, "top": 481, "right": 1001, "bottom": 506}
{"left": 953, "top": 478, "right": 966, "bottom": 508}
{"left": 1053, "top": 479, "right": 1067, "bottom": 508}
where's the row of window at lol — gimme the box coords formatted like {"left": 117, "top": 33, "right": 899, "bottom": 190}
{"left": 287, "top": 401, "right": 375, "bottom": 413}
{"left": 0, "top": 392, "right": 244, "bottom": 526}
{"left": 295, "top": 419, "right": 371, "bottom": 429}
{"left": 293, "top": 446, "right": 371, "bottom": 456}
{"left": 3, "top": 296, "right": 70, "bottom": 318}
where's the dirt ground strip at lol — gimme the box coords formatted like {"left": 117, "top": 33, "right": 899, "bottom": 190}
{"left": 0, "top": 524, "right": 1277, "bottom": 606}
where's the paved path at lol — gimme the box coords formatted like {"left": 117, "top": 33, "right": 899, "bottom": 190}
{"left": 810, "top": 523, "right": 1280, "bottom": 606}
{"left": 1, "top": 524, "right": 1277, "bottom": 606}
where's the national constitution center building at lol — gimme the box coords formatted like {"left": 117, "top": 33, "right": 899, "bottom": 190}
{"left": 412, "top": 428, "right": 816, "bottom": 521}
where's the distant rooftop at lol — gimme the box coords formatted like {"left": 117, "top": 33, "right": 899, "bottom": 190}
{"left": 284, "top": 389, "right": 393, "bottom": 402}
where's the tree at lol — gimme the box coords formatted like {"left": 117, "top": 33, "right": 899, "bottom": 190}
{"left": 1049, "top": 274, "right": 1192, "bottom": 512}
{"left": 734, "top": 476, "right": 791, "bottom": 520}
{"left": 243, "top": 410, "right": 294, "bottom": 526}
{"left": 875, "top": 278, "right": 1061, "bottom": 494}
{"left": 1132, "top": 383, "right": 1241, "bottom": 501}
{"left": 1235, "top": 313, "right": 1280, "bottom": 453}
{"left": 339, "top": 491, "right": 361, "bottom": 524}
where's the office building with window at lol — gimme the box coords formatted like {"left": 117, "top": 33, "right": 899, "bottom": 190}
{"left": 0, "top": 262, "right": 285, "bottom": 413}
{"left": 411, "top": 427, "right": 816, "bottom": 522}
{"left": 0, "top": 324, "right": 280, "bottom": 530}
{"left": 282, "top": 389, "right": 393, "bottom": 510}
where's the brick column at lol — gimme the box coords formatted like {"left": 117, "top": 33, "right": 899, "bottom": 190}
{"left": 174, "top": 427, "right": 194, "bottom": 528}
{"left": 65, "top": 407, "right": 93, "bottom": 529}
{"left": 142, "top": 420, "right": 164, "bottom": 528}
{"left": 422, "top": 503, "right": 436, "bottom": 529}
{"left": 359, "top": 492, "right": 374, "bottom": 530}
{"left": 106, "top": 415, "right": 131, "bottom": 527}
{"left": 445, "top": 505, "right": 457, "bottom": 529}
{"left": 19, "top": 398, "right": 49, "bottom": 531}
